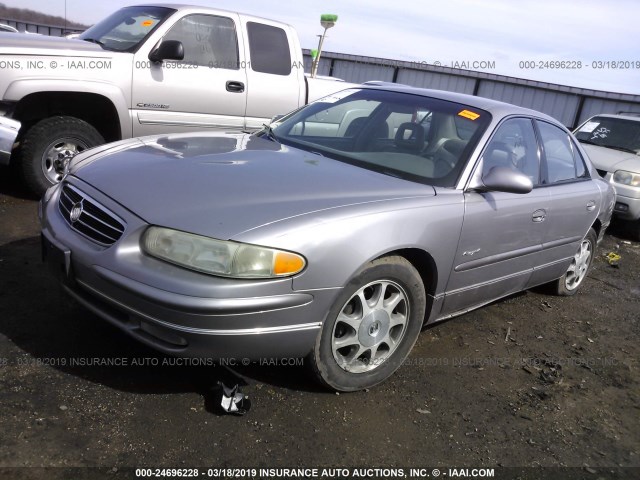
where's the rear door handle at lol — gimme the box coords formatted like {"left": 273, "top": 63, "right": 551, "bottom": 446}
{"left": 532, "top": 209, "right": 546, "bottom": 223}
{"left": 586, "top": 200, "right": 596, "bottom": 212}
{"left": 226, "top": 81, "right": 245, "bottom": 93}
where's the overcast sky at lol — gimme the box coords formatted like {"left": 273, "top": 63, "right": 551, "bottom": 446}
{"left": 8, "top": 0, "right": 640, "bottom": 94}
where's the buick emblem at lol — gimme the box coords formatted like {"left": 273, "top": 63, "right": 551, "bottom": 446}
{"left": 70, "top": 201, "right": 83, "bottom": 223}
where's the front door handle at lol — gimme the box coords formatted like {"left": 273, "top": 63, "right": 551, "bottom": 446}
{"left": 586, "top": 200, "right": 596, "bottom": 212}
{"left": 226, "top": 81, "right": 245, "bottom": 93}
{"left": 532, "top": 209, "right": 546, "bottom": 223}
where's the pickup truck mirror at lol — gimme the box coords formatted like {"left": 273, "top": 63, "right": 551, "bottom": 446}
{"left": 479, "top": 166, "right": 533, "bottom": 194}
{"left": 149, "top": 40, "right": 184, "bottom": 63}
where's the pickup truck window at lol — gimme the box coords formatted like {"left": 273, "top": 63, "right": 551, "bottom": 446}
{"left": 79, "top": 6, "right": 175, "bottom": 52}
{"left": 247, "top": 22, "right": 292, "bottom": 76}
{"left": 163, "top": 15, "right": 239, "bottom": 69}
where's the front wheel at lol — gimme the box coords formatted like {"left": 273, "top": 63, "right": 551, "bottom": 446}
{"left": 551, "top": 228, "right": 597, "bottom": 296}
{"left": 311, "top": 256, "right": 426, "bottom": 392}
{"left": 18, "top": 116, "right": 104, "bottom": 197}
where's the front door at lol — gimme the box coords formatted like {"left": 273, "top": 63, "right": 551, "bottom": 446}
{"left": 443, "top": 117, "right": 548, "bottom": 314}
{"left": 131, "top": 12, "right": 248, "bottom": 136}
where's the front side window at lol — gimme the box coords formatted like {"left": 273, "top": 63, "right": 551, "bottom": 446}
{"left": 481, "top": 117, "right": 540, "bottom": 185}
{"left": 269, "top": 89, "right": 491, "bottom": 187}
{"left": 79, "top": 6, "right": 174, "bottom": 52}
{"left": 537, "top": 121, "right": 588, "bottom": 184}
{"left": 163, "top": 15, "right": 239, "bottom": 69}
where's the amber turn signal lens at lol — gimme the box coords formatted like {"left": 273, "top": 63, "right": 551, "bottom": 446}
{"left": 274, "top": 251, "right": 306, "bottom": 276}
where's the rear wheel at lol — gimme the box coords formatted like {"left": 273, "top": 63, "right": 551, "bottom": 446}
{"left": 552, "top": 228, "right": 597, "bottom": 296}
{"left": 311, "top": 256, "right": 426, "bottom": 391}
{"left": 18, "top": 116, "right": 104, "bottom": 196}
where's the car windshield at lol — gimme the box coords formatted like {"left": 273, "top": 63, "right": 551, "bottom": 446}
{"left": 268, "top": 89, "right": 491, "bottom": 187}
{"left": 575, "top": 116, "right": 640, "bottom": 154}
{"left": 78, "top": 6, "right": 175, "bottom": 52}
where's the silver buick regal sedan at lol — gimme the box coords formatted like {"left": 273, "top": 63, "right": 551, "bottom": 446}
{"left": 40, "top": 85, "right": 615, "bottom": 391}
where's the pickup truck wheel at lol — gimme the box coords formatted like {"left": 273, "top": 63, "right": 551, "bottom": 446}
{"left": 311, "top": 256, "right": 426, "bottom": 392}
{"left": 552, "top": 228, "right": 597, "bottom": 296}
{"left": 19, "top": 116, "right": 104, "bottom": 196}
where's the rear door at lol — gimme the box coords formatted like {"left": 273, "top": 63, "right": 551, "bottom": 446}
{"left": 443, "top": 117, "right": 549, "bottom": 314}
{"left": 240, "top": 19, "right": 304, "bottom": 130}
{"left": 528, "top": 120, "right": 600, "bottom": 285}
{"left": 131, "top": 12, "right": 248, "bottom": 135}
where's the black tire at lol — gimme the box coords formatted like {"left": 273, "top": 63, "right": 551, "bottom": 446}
{"left": 18, "top": 116, "right": 104, "bottom": 197}
{"left": 552, "top": 228, "right": 597, "bottom": 296}
{"left": 311, "top": 256, "right": 426, "bottom": 392}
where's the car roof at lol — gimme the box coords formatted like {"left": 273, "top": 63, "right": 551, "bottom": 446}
{"left": 132, "top": 3, "right": 283, "bottom": 25}
{"left": 360, "top": 83, "right": 559, "bottom": 123}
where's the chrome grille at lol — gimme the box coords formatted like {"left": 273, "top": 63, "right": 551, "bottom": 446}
{"left": 58, "top": 184, "right": 125, "bottom": 246}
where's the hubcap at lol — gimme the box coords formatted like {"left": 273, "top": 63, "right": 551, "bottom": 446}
{"left": 41, "top": 138, "right": 90, "bottom": 184}
{"left": 331, "top": 280, "right": 409, "bottom": 373}
{"left": 565, "top": 239, "right": 592, "bottom": 291}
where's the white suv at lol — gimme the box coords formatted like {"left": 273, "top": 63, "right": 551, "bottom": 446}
{"left": 575, "top": 113, "right": 640, "bottom": 240}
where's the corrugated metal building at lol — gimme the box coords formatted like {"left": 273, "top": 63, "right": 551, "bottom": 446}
{"left": 3, "top": 16, "right": 638, "bottom": 129}
{"left": 304, "top": 50, "right": 640, "bottom": 129}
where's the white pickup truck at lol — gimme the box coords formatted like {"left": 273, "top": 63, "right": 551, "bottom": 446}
{"left": 0, "top": 4, "right": 352, "bottom": 195}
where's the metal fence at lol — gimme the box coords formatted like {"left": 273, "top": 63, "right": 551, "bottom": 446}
{"left": 303, "top": 50, "right": 640, "bottom": 129}
{"left": 0, "top": 17, "right": 82, "bottom": 36}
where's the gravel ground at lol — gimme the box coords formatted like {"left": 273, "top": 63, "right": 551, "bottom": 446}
{"left": 0, "top": 171, "right": 638, "bottom": 480}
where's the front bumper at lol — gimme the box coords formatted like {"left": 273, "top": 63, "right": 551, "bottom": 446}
{"left": 40, "top": 179, "right": 339, "bottom": 360}
{"left": 0, "top": 116, "right": 20, "bottom": 166}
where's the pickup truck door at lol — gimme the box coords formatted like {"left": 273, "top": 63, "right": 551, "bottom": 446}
{"left": 131, "top": 12, "right": 248, "bottom": 136}
{"left": 442, "top": 117, "right": 549, "bottom": 314}
{"left": 239, "top": 19, "right": 304, "bottom": 130}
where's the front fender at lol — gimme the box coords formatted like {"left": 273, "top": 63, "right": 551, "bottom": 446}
{"left": 234, "top": 193, "right": 465, "bottom": 297}
{"left": 4, "top": 79, "right": 131, "bottom": 139}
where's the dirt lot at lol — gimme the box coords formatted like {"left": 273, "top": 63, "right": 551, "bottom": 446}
{"left": 0, "top": 171, "right": 638, "bottom": 480}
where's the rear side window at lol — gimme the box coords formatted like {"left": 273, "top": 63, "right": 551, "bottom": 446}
{"left": 247, "top": 22, "right": 292, "bottom": 75}
{"left": 537, "top": 121, "right": 588, "bottom": 184}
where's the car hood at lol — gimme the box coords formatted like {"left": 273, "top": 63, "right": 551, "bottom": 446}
{"left": 0, "top": 32, "right": 106, "bottom": 54}
{"left": 581, "top": 144, "right": 640, "bottom": 173}
{"left": 70, "top": 133, "right": 436, "bottom": 240}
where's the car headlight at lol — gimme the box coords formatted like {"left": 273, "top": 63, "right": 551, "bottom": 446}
{"left": 613, "top": 170, "right": 640, "bottom": 187}
{"left": 142, "top": 226, "right": 306, "bottom": 279}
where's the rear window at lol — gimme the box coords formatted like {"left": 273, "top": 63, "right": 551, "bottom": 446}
{"left": 247, "top": 22, "right": 292, "bottom": 75}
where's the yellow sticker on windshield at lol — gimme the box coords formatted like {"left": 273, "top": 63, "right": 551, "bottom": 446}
{"left": 458, "top": 110, "right": 480, "bottom": 120}
{"left": 141, "top": 20, "right": 154, "bottom": 27}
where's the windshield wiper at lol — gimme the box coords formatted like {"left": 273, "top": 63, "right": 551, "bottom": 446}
{"left": 82, "top": 38, "right": 106, "bottom": 48}
{"left": 579, "top": 138, "right": 637, "bottom": 154}
{"left": 578, "top": 139, "right": 599, "bottom": 146}
{"left": 260, "top": 123, "right": 280, "bottom": 143}
{"left": 602, "top": 145, "right": 638, "bottom": 154}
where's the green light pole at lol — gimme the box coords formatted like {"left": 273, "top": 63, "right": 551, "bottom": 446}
{"left": 311, "top": 14, "right": 338, "bottom": 78}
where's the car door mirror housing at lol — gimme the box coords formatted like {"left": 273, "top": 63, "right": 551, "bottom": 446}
{"left": 480, "top": 166, "right": 533, "bottom": 194}
{"left": 149, "top": 40, "right": 184, "bottom": 63}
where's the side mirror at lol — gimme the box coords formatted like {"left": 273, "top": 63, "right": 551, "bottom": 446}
{"left": 480, "top": 166, "right": 533, "bottom": 194}
{"left": 149, "top": 40, "right": 184, "bottom": 63}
